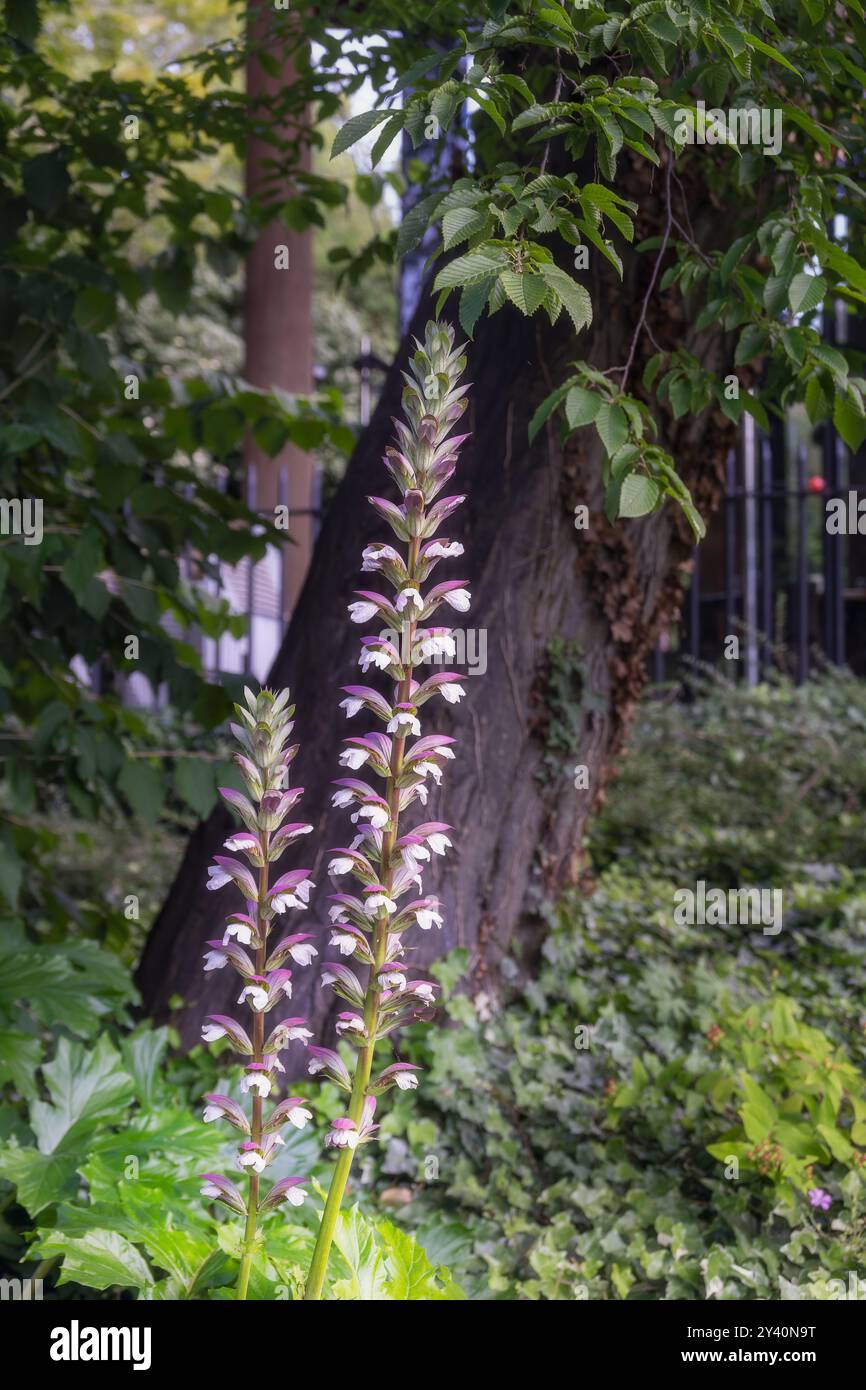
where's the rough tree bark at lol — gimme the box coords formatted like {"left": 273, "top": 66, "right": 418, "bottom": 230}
{"left": 137, "top": 155, "right": 735, "bottom": 1064}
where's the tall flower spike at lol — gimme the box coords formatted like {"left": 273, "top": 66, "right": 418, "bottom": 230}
{"left": 305, "top": 320, "right": 471, "bottom": 1299}
{"left": 198, "top": 685, "right": 317, "bottom": 1301}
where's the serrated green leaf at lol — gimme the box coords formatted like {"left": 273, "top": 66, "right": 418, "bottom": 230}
{"left": 789, "top": 271, "right": 826, "bottom": 317}
{"left": 331, "top": 110, "right": 393, "bottom": 159}
{"left": 595, "top": 401, "right": 629, "bottom": 456}
{"left": 565, "top": 385, "right": 600, "bottom": 429}
{"left": 458, "top": 278, "right": 494, "bottom": 339}
{"left": 538, "top": 264, "right": 592, "bottom": 334}
{"left": 618, "top": 474, "right": 661, "bottom": 518}
{"left": 498, "top": 270, "right": 548, "bottom": 315}
{"left": 434, "top": 249, "right": 505, "bottom": 293}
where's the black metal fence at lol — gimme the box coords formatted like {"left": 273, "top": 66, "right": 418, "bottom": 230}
{"left": 655, "top": 305, "right": 866, "bottom": 684}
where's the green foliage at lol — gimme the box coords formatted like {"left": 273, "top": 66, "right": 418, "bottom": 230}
{"left": 366, "top": 673, "right": 866, "bottom": 1300}
{"left": 326, "top": 1202, "right": 464, "bottom": 1300}
{"left": 0, "top": 4, "right": 354, "bottom": 937}
{"left": 333, "top": 0, "right": 866, "bottom": 539}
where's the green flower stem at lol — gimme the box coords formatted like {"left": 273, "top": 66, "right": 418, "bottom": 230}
{"left": 305, "top": 547, "right": 418, "bottom": 1300}
{"left": 236, "top": 843, "right": 269, "bottom": 1300}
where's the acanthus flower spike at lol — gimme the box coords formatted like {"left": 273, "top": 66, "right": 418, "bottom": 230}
{"left": 199, "top": 686, "right": 318, "bottom": 1301}
{"left": 305, "top": 321, "right": 473, "bottom": 1300}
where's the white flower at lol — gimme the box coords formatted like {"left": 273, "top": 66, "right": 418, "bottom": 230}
{"left": 200, "top": 1181, "right": 224, "bottom": 1199}
{"left": 206, "top": 864, "right": 231, "bottom": 891}
{"left": 202, "top": 1104, "right": 223, "bottom": 1123}
{"left": 203, "top": 950, "right": 227, "bottom": 972}
{"left": 361, "top": 543, "right": 399, "bottom": 571}
{"left": 413, "top": 983, "right": 436, "bottom": 1004}
{"left": 428, "top": 832, "right": 452, "bottom": 856}
{"left": 394, "top": 1071, "right": 419, "bottom": 1090}
{"left": 413, "top": 783, "right": 429, "bottom": 805}
{"left": 365, "top": 891, "right": 397, "bottom": 915}
{"left": 418, "top": 631, "right": 456, "bottom": 659}
{"left": 355, "top": 803, "right": 390, "bottom": 829}
{"left": 440, "top": 682, "right": 465, "bottom": 704}
{"left": 332, "top": 789, "right": 354, "bottom": 809}
{"left": 330, "top": 930, "right": 359, "bottom": 955}
{"left": 416, "top": 907, "right": 444, "bottom": 931}
{"left": 428, "top": 541, "right": 463, "bottom": 558}
{"left": 271, "top": 878, "right": 314, "bottom": 913}
{"left": 395, "top": 587, "right": 423, "bottom": 613}
{"left": 339, "top": 747, "right": 370, "bottom": 771}
{"left": 444, "top": 587, "right": 471, "bottom": 612}
{"left": 379, "top": 967, "right": 406, "bottom": 990}
{"left": 340, "top": 697, "right": 364, "bottom": 718}
{"left": 329, "top": 856, "right": 354, "bottom": 876}
{"left": 330, "top": 1127, "right": 358, "bottom": 1149}
{"left": 238, "top": 985, "right": 269, "bottom": 1011}
{"left": 223, "top": 922, "right": 253, "bottom": 945}
{"left": 348, "top": 600, "right": 378, "bottom": 623}
{"left": 402, "top": 842, "right": 430, "bottom": 866}
{"left": 238, "top": 1150, "right": 266, "bottom": 1174}
{"left": 288, "top": 1106, "right": 312, "bottom": 1130}
{"left": 287, "top": 942, "right": 318, "bottom": 967}
{"left": 285, "top": 1185, "right": 306, "bottom": 1205}
{"left": 387, "top": 711, "right": 421, "bottom": 736}
{"left": 240, "top": 1073, "right": 272, "bottom": 1098}
{"left": 329, "top": 905, "right": 350, "bottom": 923}
{"left": 201, "top": 1023, "right": 226, "bottom": 1043}
{"left": 336, "top": 1016, "right": 366, "bottom": 1036}
{"left": 224, "top": 834, "right": 255, "bottom": 852}
{"left": 359, "top": 646, "right": 392, "bottom": 672}
{"left": 280, "top": 1024, "right": 312, "bottom": 1042}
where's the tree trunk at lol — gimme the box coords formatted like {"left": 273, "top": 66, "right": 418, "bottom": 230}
{"left": 244, "top": 1, "right": 315, "bottom": 619}
{"left": 137, "top": 158, "right": 734, "bottom": 1064}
